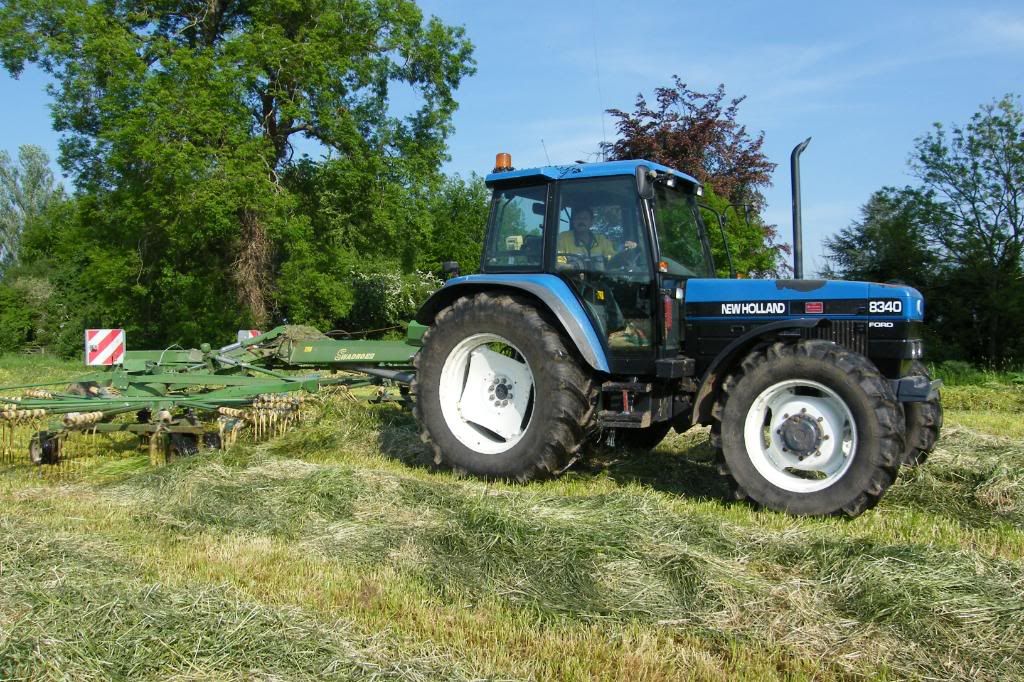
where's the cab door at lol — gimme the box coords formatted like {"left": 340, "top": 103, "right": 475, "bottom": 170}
{"left": 645, "top": 178, "right": 716, "bottom": 363}
{"left": 549, "top": 176, "right": 658, "bottom": 375}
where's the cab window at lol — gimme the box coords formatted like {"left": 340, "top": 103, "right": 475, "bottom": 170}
{"left": 482, "top": 185, "right": 546, "bottom": 271}
{"left": 652, "top": 182, "right": 713, "bottom": 278}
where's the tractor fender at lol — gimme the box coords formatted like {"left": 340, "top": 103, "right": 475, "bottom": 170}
{"left": 415, "top": 274, "right": 611, "bottom": 373}
{"left": 691, "top": 318, "right": 822, "bottom": 427}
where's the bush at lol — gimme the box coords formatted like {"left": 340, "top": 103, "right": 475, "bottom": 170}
{"left": 339, "top": 267, "right": 443, "bottom": 335}
{"left": 0, "top": 284, "right": 32, "bottom": 351}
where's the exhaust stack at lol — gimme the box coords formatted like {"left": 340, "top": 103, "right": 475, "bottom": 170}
{"left": 790, "top": 137, "right": 811, "bottom": 279}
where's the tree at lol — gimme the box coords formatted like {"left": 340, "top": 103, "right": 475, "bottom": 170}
{"left": 911, "top": 95, "right": 1024, "bottom": 276}
{"left": 910, "top": 95, "right": 1024, "bottom": 362}
{"left": 824, "top": 95, "right": 1024, "bottom": 363}
{"left": 821, "top": 187, "right": 939, "bottom": 284}
{"left": 0, "top": 0, "right": 474, "bottom": 335}
{"left": 699, "top": 187, "right": 785, "bottom": 278}
{"left": 421, "top": 174, "right": 489, "bottom": 272}
{"left": 602, "top": 77, "right": 787, "bottom": 275}
{"left": 0, "top": 144, "right": 62, "bottom": 272}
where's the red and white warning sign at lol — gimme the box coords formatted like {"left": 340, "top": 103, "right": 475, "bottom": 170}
{"left": 237, "top": 329, "right": 262, "bottom": 343}
{"left": 85, "top": 329, "right": 126, "bottom": 366}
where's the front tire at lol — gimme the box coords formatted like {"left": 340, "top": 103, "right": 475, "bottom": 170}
{"left": 901, "top": 360, "right": 942, "bottom": 466}
{"left": 717, "top": 340, "right": 904, "bottom": 517}
{"left": 413, "top": 292, "right": 595, "bottom": 481}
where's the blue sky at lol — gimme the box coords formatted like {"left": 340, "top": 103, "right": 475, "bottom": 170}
{"left": 2, "top": 0, "right": 1023, "bottom": 274}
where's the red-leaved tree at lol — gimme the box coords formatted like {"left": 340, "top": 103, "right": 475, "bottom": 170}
{"left": 602, "top": 76, "right": 786, "bottom": 275}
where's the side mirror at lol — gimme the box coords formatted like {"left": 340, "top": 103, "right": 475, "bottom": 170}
{"left": 531, "top": 203, "right": 545, "bottom": 215}
{"left": 635, "top": 165, "right": 655, "bottom": 200}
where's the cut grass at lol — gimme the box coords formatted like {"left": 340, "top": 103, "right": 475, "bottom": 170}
{"left": 1, "top": 358, "right": 1023, "bottom": 680}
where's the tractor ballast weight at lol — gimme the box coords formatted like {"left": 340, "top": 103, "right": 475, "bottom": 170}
{"left": 412, "top": 155, "right": 943, "bottom": 517}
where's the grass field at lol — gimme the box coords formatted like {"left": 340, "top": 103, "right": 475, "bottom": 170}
{"left": 1, "top": 356, "right": 1022, "bottom": 681}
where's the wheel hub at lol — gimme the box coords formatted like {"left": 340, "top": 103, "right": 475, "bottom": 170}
{"left": 491, "top": 378, "right": 513, "bottom": 405}
{"left": 778, "top": 412, "right": 823, "bottom": 456}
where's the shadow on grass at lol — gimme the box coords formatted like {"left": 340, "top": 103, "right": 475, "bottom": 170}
{"left": 371, "top": 404, "right": 735, "bottom": 504}
{"left": 579, "top": 432, "right": 734, "bottom": 503}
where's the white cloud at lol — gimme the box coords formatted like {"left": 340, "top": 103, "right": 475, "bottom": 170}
{"left": 966, "top": 11, "right": 1024, "bottom": 49}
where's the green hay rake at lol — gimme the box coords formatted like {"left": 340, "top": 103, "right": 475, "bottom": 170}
{"left": 0, "top": 324, "right": 424, "bottom": 473}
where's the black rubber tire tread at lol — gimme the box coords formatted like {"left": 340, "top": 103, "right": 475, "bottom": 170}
{"left": 412, "top": 292, "right": 596, "bottom": 482}
{"left": 901, "top": 360, "right": 942, "bottom": 466}
{"left": 714, "top": 340, "right": 905, "bottom": 517}
{"left": 618, "top": 422, "right": 673, "bottom": 451}
{"left": 168, "top": 432, "right": 199, "bottom": 459}
{"left": 29, "top": 431, "right": 60, "bottom": 466}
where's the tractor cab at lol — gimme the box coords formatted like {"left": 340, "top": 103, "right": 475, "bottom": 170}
{"left": 480, "top": 156, "right": 712, "bottom": 375}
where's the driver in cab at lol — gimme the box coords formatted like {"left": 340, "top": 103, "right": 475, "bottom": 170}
{"left": 556, "top": 207, "right": 637, "bottom": 264}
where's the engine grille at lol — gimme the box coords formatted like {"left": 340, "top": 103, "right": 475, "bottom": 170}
{"left": 802, "top": 320, "right": 868, "bottom": 355}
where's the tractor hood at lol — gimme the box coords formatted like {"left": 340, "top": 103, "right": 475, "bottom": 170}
{"left": 684, "top": 279, "right": 924, "bottom": 322}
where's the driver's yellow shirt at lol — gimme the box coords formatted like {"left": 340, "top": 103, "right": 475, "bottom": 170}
{"left": 557, "top": 230, "right": 617, "bottom": 259}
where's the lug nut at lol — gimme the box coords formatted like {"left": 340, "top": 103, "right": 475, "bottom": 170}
{"left": 817, "top": 416, "right": 823, "bottom": 422}
{"left": 823, "top": 435, "right": 830, "bottom": 440}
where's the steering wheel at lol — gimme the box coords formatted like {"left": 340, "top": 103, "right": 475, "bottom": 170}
{"left": 555, "top": 252, "right": 590, "bottom": 272}
{"left": 608, "top": 245, "right": 645, "bottom": 272}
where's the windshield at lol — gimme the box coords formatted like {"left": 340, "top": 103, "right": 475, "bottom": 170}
{"left": 652, "top": 183, "right": 713, "bottom": 278}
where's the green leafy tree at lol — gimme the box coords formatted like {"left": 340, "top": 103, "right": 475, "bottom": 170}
{"left": 0, "top": 0, "right": 474, "bottom": 342}
{"left": 821, "top": 187, "right": 939, "bottom": 284}
{"left": 909, "top": 95, "right": 1024, "bottom": 361}
{"left": 824, "top": 95, "right": 1024, "bottom": 363}
{"left": 0, "top": 144, "right": 62, "bottom": 273}
{"left": 276, "top": 162, "right": 487, "bottom": 330}
{"left": 420, "top": 174, "right": 489, "bottom": 273}
{"left": 912, "top": 95, "right": 1024, "bottom": 275}
{"left": 699, "top": 186, "right": 785, "bottom": 278}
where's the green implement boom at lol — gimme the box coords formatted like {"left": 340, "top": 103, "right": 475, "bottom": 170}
{"left": 0, "top": 324, "right": 426, "bottom": 469}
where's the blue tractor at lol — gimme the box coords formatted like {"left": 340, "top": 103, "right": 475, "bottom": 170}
{"left": 412, "top": 154, "right": 942, "bottom": 516}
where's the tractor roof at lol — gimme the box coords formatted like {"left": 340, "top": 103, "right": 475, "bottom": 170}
{"left": 485, "top": 159, "right": 700, "bottom": 188}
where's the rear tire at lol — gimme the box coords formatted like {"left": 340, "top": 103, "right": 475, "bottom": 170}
{"left": 901, "top": 360, "right": 942, "bottom": 466}
{"left": 413, "top": 292, "right": 595, "bottom": 481}
{"left": 716, "top": 340, "right": 904, "bottom": 517}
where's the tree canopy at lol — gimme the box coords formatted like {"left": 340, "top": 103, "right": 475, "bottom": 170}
{"left": 602, "top": 76, "right": 787, "bottom": 276}
{"left": 0, "top": 0, "right": 475, "bottom": 338}
{"left": 825, "top": 95, "right": 1024, "bottom": 363}
{"left": 0, "top": 144, "right": 61, "bottom": 271}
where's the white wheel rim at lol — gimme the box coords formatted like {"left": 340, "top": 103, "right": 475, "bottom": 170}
{"left": 742, "top": 379, "right": 858, "bottom": 493}
{"left": 438, "top": 333, "right": 535, "bottom": 455}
